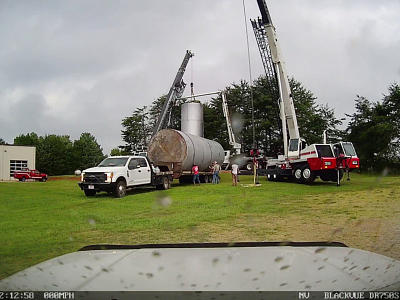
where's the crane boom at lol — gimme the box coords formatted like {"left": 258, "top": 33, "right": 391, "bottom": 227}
{"left": 152, "top": 50, "right": 194, "bottom": 137}
{"left": 221, "top": 92, "right": 241, "bottom": 154}
{"left": 255, "top": 0, "right": 300, "bottom": 157}
{"left": 252, "top": 0, "right": 360, "bottom": 185}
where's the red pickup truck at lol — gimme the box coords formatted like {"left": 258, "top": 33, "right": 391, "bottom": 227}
{"left": 13, "top": 169, "right": 48, "bottom": 182}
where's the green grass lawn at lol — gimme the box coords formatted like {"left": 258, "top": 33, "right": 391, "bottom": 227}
{"left": 0, "top": 173, "right": 399, "bottom": 279}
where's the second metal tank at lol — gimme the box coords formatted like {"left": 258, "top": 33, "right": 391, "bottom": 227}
{"left": 181, "top": 102, "right": 204, "bottom": 137}
{"left": 147, "top": 129, "right": 224, "bottom": 174}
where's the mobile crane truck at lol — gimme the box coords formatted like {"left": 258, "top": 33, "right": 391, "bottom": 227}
{"left": 252, "top": 0, "right": 360, "bottom": 185}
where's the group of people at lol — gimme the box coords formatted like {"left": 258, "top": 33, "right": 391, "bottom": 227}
{"left": 191, "top": 161, "right": 240, "bottom": 186}
{"left": 191, "top": 161, "right": 221, "bottom": 185}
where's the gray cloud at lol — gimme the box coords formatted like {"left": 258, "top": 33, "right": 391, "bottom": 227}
{"left": 0, "top": 0, "right": 399, "bottom": 153}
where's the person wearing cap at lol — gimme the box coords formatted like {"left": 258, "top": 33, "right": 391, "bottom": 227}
{"left": 212, "top": 161, "right": 221, "bottom": 184}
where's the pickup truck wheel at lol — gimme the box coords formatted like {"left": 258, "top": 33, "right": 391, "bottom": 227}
{"left": 114, "top": 180, "right": 127, "bottom": 198}
{"left": 84, "top": 189, "right": 96, "bottom": 197}
{"left": 21, "top": 177, "right": 26, "bottom": 182}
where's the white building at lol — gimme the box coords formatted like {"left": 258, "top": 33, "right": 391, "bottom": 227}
{"left": 0, "top": 145, "right": 36, "bottom": 181}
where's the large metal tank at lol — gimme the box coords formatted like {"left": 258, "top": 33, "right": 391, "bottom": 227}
{"left": 181, "top": 102, "right": 203, "bottom": 137}
{"left": 148, "top": 129, "right": 224, "bottom": 174}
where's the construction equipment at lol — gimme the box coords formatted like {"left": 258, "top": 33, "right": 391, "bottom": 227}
{"left": 177, "top": 90, "right": 243, "bottom": 170}
{"left": 152, "top": 50, "right": 194, "bottom": 137}
{"left": 148, "top": 128, "right": 225, "bottom": 182}
{"left": 222, "top": 92, "right": 241, "bottom": 155}
{"left": 252, "top": 0, "right": 360, "bottom": 185}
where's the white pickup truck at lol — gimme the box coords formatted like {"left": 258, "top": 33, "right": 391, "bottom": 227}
{"left": 78, "top": 156, "right": 173, "bottom": 198}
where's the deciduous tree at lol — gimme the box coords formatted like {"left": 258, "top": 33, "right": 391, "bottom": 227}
{"left": 121, "top": 106, "right": 151, "bottom": 153}
{"left": 72, "top": 133, "right": 105, "bottom": 171}
{"left": 346, "top": 83, "right": 400, "bottom": 171}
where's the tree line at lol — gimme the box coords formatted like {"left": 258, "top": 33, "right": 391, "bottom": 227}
{"left": 120, "top": 75, "right": 400, "bottom": 172}
{"left": 9, "top": 132, "right": 105, "bottom": 176}
{"left": 346, "top": 83, "right": 400, "bottom": 172}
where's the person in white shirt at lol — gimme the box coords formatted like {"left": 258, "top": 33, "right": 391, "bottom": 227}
{"left": 231, "top": 163, "right": 239, "bottom": 186}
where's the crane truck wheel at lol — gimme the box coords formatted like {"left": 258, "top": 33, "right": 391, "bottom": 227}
{"left": 302, "top": 167, "right": 315, "bottom": 184}
{"left": 330, "top": 170, "right": 344, "bottom": 183}
{"left": 294, "top": 167, "right": 304, "bottom": 184}
{"left": 320, "top": 174, "right": 330, "bottom": 182}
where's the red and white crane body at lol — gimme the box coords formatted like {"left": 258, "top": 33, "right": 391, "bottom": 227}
{"left": 253, "top": 0, "right": 359, "bottom": 184}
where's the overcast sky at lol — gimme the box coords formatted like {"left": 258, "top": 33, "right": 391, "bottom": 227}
{"left": 1, "top": 0, "right": 399, "bottom": 154}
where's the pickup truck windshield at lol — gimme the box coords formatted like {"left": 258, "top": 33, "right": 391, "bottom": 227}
{"left": 98, "top": 157, "right": 128, "bottom": 167}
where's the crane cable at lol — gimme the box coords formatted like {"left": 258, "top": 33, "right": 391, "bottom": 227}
{"left": 242, "top": 0, "right": 256, "bottom": 150}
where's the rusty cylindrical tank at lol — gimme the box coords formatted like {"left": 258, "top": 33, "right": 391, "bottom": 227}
{"left": 148, "top": 129, "right": 224, "bottom": 176}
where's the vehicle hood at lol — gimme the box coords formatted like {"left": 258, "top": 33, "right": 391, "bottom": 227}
{"left": 83, "top": 166, "right": 125, "bottom": 173}
{"left": 1, "top": 243, "right": 399, "bottom": 291}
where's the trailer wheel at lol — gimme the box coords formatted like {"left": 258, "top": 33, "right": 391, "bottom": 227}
{"left": 159, "top": 176, "right": 170, "bottom": 190}
{"left": 302, "top": 167, "right": 315, "bottom": 184}
{"left": 294, "top": 167, "right": 303, "bottom": 183}
{"left": 246, "top": 163, "right": 253, "bottom": 171}
{"left": 84, "top": 189, "right": 96, "bottom": 197}
{"left": 114, "top": 180, "right": 127, "bottom": 198}
{"left": 267, "top": 173, "right": 273, "bottom": 181}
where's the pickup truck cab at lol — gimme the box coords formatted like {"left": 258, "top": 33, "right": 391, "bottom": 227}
{"left": 13, "top": 169, "right": 48, "bottom": 182}
{"left": 78, "top": 156, "right": 173, "bottom": 198}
